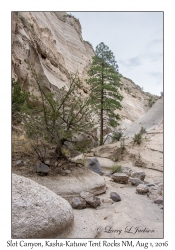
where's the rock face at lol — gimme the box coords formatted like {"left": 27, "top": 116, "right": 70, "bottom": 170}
{"left": 12, "top": 174, "right": 74, "bottom": 238}
{"left": 12, "top": 12, "right": 94, "bottom": 91}
{"left": 123, "top": 98, "right": 163, "bottom": 138}
{"left": 12, "top": 11, "right": 158, "bottom": 129}
{"left": 85, "top": 157, "right": 103, "bottom": 175}
{"left": 112, "top": 173, "right": 129, "bottom": 184}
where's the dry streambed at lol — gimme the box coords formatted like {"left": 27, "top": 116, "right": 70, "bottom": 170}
{"left": 66, "top": 175, "right": 163, "bottom": 239}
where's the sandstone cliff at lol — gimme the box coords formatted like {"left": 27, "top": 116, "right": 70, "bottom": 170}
{"left": 12, "top": 11, "right": 158, "bottom": 125}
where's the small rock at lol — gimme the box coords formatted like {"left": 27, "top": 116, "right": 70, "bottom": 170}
{"left": 102, "top": 198, "right": 114, "bottom": 204}
{"left": 85, "top": 196, "right": 101, "bottom": 208}
{"left": 80, "top": 191, "right": 92, "bottom": 198}
{"left": 146, "top": 183, "right": 155, "bottom": 187}
{"left": 144, "top": 179, "right": 152, "bottom": 184}
{"left": 15, "top": 160, "right": 25, "bottom": 167}
{"left": 65, "top": 169, "right": 71, "bottom": 174}
{"left": 104, "top": 172, "right": 111, "bottom": 177}
{"left": 136, "top": 184, "right": 149, "bottom": 194}
{"left": 36, "top": 163, "right": 50, "bottom": 175}
{"left": 154, "top": 196, "right": 163, "bottom": 205}
{"left": 110, "top": 192, "right": 121, "bottom": 202}
{"left": 158, "top": 183, "right": 163, "bottom": 188}
{"left": 122, "top": 167, "right": 132, "bottom": 176}
{"left": 80, "top": 191, "right": 101, "bottom": 208}
{"left": 85, "top": 157, "right": 103, "bottom": 175}
{"left": 44, "top": 160, "right": 50, "bottom": 166}
{"left": 112, "top": 173, "right": 129, "bottom": 184}
{"left": 148, "top": 186, "right": 161, "bottom": 196}
{"left": 71, "top": 197, "right": 86, "bottom": 209}
{"left": 129, "top": 177, "right": 144, "bottom": 186}
{"left": 131, "top": 171, "right": 146, "bottom": 181}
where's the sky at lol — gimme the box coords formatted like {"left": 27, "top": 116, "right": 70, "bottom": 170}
{"left": 69, "top": 12, "right": 163, "bottom": 96}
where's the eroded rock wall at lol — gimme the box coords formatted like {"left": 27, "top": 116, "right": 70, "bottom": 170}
{"left": 12, "top": 11, "right": 158, "bottom": 125}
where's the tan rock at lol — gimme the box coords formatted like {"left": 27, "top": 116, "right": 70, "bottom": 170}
{"left": 112, "top": 173, "right": 129, "bottom": 184}
{"left": 29, "top": 166, "right": 106, "bottom": 201}
{"left": 136, "top": 184, "right": 149, "bottom": 194}
{"left": 12, "top": 174, "right": 74, "bottom": 238}
{"left": 131, "top": 171, "right": 146, "bottom": 181}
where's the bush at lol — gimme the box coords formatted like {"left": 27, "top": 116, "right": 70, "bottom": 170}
{"left": 19, "top": 16, "right": 28, "bottom": 27}
{"left": 111, "top": 165, "right": 122, "bottom": 174}
{"left": 140, "top": 126, "right": 146, "bottom": 134}
{"left": 133, "top": 133, "right": 142, "bottom": 145}
{"left": 12, "top": 78, "right": 30, "bottom": 117}
{"left": 112, "top": 131, "right": 122, "bottom": 142}
{"left": 148, "top": 97, "right": 155, "bottom": 107}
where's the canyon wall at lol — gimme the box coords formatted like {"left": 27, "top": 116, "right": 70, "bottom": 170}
{"left": 12, "top": 11, "right": 158, "bottom": 125}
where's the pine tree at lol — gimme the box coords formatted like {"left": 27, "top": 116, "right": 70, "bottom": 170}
{"left": 87, "top": 42, "right": 123, "bottom": 145}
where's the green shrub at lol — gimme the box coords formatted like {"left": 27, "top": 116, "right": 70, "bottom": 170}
{"left": 133, "top": 133, "right": 142, "bottom": 145}
{"left": 12, "top": 78, "right": 30, "bottom": 114}
{"left": 148, "top": 97, "right": 155, "bottom": 107}
{"left": 19, "top": 16, "right": 28, "bottom": 27}
{"left": 111, "top": 165, "right": 122, "bottom": 174}
{"left": 112, "top": 131, "right": 123, "bottom": 142}
{"left": 140, "top": 126, "right": 146, "bottom": 134}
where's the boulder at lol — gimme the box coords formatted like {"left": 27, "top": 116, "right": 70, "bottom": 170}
{"left": 136, "top": 184, "right": 149, "bottom": 194}
{"left": 30, "top": 166, "right": 106, "bottom": 201}
{"left": 12, "top": 174, "right": 74, "bottom": 238}
{"left": 129, "top": 177, "right": 144, "bottom": 186}
{"left": 85, "top": 157, "right": 103, "bottom": 175}
{"left": 36, "top": 162, "right": 50, "bottom": 175}
{"left": 110, "top": 192, "right": 121, "bottom": 202}
{"left": 112, "top": 173, "right": 129, "bottom": 184}
{"left": 71, "top": 197, "right": 86, "bottom": 209}
{"left": 131, "top": 171, "right": 146, "bottom": 181}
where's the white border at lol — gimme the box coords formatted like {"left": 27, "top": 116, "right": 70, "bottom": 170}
{"left": 1, "top": 0, "right": 174, "bottom": 248}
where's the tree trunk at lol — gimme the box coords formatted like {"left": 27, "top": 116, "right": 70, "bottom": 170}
{"left": 55, "top": 140, "right": 67, "bottom": 159}
{"left": 100, "top": 106, "right": 103, "bottom": 145}
{"left": 100, "top": 70, "right": 104, "bottom": 146}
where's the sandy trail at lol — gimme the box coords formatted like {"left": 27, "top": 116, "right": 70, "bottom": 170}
{"left": 64, "top": 167, "right": 163, "bottom": 239}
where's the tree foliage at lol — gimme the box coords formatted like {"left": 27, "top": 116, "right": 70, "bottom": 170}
{"left": 87, "top": 42, "right": 123, "bottom": 145}
{"left": 12, "top": 68, "right": 94, "bottom": 162}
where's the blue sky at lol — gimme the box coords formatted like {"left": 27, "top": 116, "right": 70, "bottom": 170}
{"left": 69, "top": 12, "right": 163, "bottom": 96}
